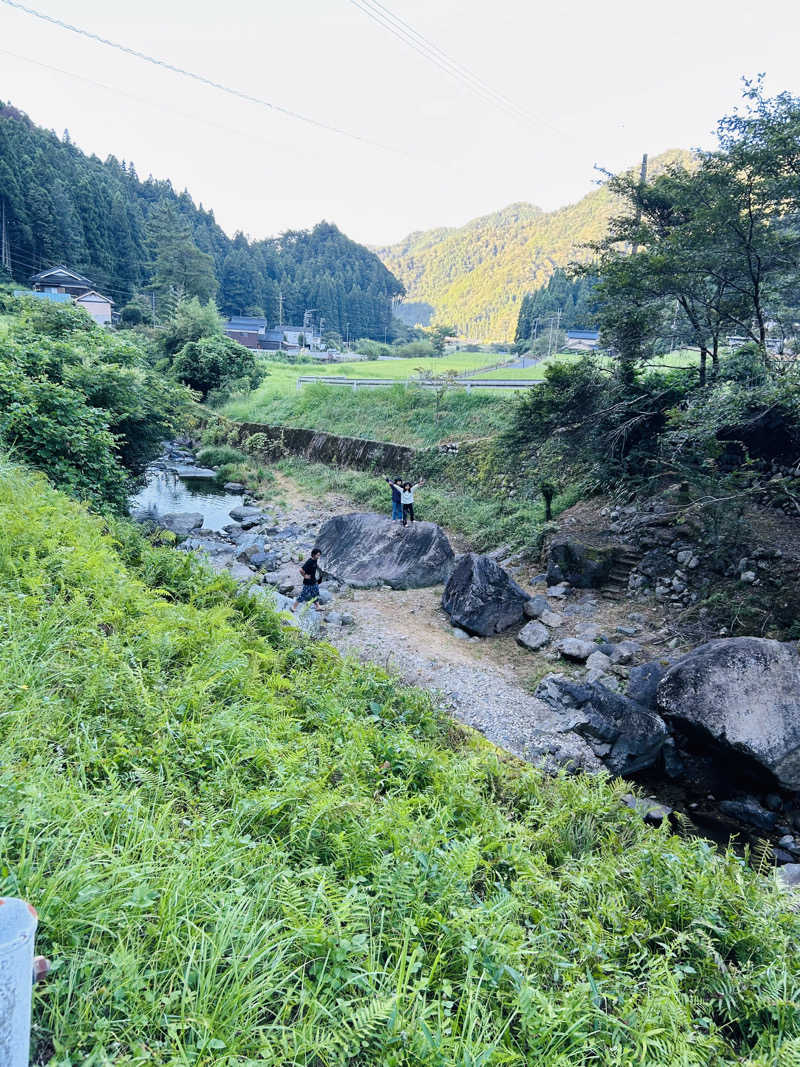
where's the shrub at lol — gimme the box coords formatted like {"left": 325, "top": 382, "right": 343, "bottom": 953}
{"left": 196, "top": 444, "right": 248, "bottom": 467}
{"left": 0, "top": 302, "right": 190, "bottom": 507}
{"left": 172, "top": 335, "right": 260, "bottom": 398}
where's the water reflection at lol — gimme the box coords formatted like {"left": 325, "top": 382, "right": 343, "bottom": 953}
{"left": 130, "top": 469, "right": 244, "bottom": 532}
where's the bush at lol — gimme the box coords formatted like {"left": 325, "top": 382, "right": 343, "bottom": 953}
{"left": 120, "top": 303, "right": 146, "bottom": 326}
{"left": 161, "top": 296, "right": 223, "bottom": 356}
{"left": 196, "top": 444, "right": 248, "bottom": 467}
{"left": 172, "top": 335, "right": 261, "bottom": 399}
{"left": 0, "top": 301, "right": 190, "bottom": 507}
{"left": 354, "top": 338, "right": 391, "bottom": 359}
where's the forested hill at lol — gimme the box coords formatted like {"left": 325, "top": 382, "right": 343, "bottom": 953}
{"left": 377, "top": 149, "right": 693, "bottom": 340}
{"left": 0, "top": 102, "right": 403, "bottom": 337}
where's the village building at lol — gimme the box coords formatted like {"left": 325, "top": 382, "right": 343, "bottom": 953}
{"left": 223, "top": 316, "right": 322, "bottom": 351}
{"left": 22, "top": 265, "right": 115, "bottom": 325}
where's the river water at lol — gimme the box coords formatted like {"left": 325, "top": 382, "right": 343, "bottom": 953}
{"left": 130, "top": 469, "right": 244, "bottom": 532}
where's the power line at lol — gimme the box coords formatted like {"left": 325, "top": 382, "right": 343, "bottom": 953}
{"left": 0, "top": 0, "right": 400, "bottom": 153}
{"left": 0, "top": 46, "right": 340, "bottom": 160}
{"left": 349, "top": 0, "right": 568, "bottom": 139}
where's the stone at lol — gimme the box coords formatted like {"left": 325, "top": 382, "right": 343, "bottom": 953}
{"left": 638, "top": 548, "right": 674, "bottom": 579}
{"left": 441, "top": 553, "right": 530, "bottom": 637}
{"left": 779, "top": 834, "right": 796, "bottom": 848}
{"left": 315, "top": 513, "right": 454, "bottom": 590}
{"left": 451, "top": 626, "right": 470, "bottom": 639}
{"left": 224, "top": 482, "right": 246, "bottom": 491}
{"left": 576, "top": 623, "right": 605, "bottom": 641}
{"left": 227, "top": 563, "right": 258, "bottom": 583}
{"left": 534, "top": 674, "right": 669, "bottom": 775}
{"left": 540, "top": 609, "right": 564, "bottom": 628}
{"left": 719, "top": 798, "right": 777, "bottom": 831}
{"left": 656, "top": 638, "right": 800, "bottom": 790}
{"left": 339, "top": 613, "right": 355, "bottom": 626}
{"left": 324, "top": 611, "right": 343, "bottom": 626}
{"left": 175, "top": 465, "right": 217, "bottom": 479}
{"left": 278, "top": 581, "right": 294, "bottom": 595}
{"left": 240, "top": 515, "right": 265, "bottom": 530}
{"left": 524, "top": 595, "right": 549, "bottom": 619}
{"left": 230, "top": 505, "right": 264, "bottom": 522}
{"left": 516, "top": 621, "right": 550, "bottom": 651}
{"left": 157, "top": 512, "right": 203, "bottom": 536}
{"left": 609, "top": 640, "right": 641, "bottom": 666}
{"left": 626, "top": 662, "right": 666, "bottom": 707}
{"left": 740, "top": 570, "right": 757, "bottom": 583}
{"left": 621, "top": 794, "right": 672, "bottom": 824}
{"left": 676, "top": 549, "right": 693, "bottom": 565}
{"left": 546, "top": 539, "right": 617, "bottom": 588}
{"left": 316, "top": 588, "right": 334, "bottom": 605}
{"left": 557, "top": 638, "right": 597, "bottom": 662}
{"left": 777, "top": 864, "right": 800, "bottom": 889}
{"left": 546, "top": 582, "right": 570, "bottom": 598}
{"left": 764, "top": 792, "right": 784, "bottom": 812}
{"left": 586, "top": 651, "right": 612, "bottom": 673}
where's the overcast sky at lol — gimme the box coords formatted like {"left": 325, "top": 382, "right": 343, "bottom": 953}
{"left": 2, "top": 0, "right": 799, "bottom": 245}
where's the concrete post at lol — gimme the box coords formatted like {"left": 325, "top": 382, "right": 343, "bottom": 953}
{"left": 0, "top": 898, "right": 38, "bottom": 1067}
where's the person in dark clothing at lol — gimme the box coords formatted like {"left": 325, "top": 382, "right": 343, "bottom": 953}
{"left": 385, "top": 475, "right": 403, "bottom": 520}
{"left": 291, "top": 548, "right": 322, "bottom": 611}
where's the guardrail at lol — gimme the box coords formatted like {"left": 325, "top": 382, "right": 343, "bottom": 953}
{"left": 295, "top": 376, "right": 543, "bottom": 392}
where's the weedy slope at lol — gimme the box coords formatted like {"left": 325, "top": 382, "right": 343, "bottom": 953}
{"left": 1, "top": 460, "right": 799, "bottom": 1065}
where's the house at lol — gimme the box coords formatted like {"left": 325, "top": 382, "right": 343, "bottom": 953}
{"left": 75, "top": 290, "right": 114, "bottom": 326}
{"left": 223, "top": 316, "right": 269, "bottom": 349}
{"left": 27, "top": 265, "right": 114, "bottom": 325}
{"left": 30, "top": 266, "right": 95, "bottom": 297}
{"left": 222, "top": 317, "right": 321, "bottom": 351}
{"left": 565, "top": 329, "right": 600, "bottom": 351}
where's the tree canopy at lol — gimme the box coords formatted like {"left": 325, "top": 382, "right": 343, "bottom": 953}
{"left": 0, "top": 103, "right": 403, "bottom": 337}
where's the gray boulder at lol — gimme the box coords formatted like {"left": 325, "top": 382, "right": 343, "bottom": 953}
{"left": 557, "top": 638, "right": 597, "bottom": 662}
{"left": 656, "top": 638, "right": 800, "bottom": 790}
{"left": 175, "top": 466, "right": 217, "bottom": 479}
{"left": 524, "top": 595, "right": 549, "bottom": 619}
{"left": 516, "top": 621, "right": 550, "bottom": 651}
{"left": 535, "top": 674, "right": 669, "bottom": 775}
{"left": 230, "top": 505, "right": 264, "bottom": 522}
{"left": 441, "top": 553, "right": 530, "bottom": 637}
{"left": 547, "top": 539, "right": 617, "bottom": 588}
{"left": 315, "top": 513, "right": 454, "bottom": 590}
{"left": 158, "top": 512, "right": 203, "bottom": 536}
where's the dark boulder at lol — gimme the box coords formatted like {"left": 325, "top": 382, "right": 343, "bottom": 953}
{"left": 626, "top": 661, "right": 667, "bottom": 707}
{"left": 657, "top": 638, "right": 800, "bottom": 790}
{"left": 442, "top": 553, "right": 530, "bottom": 637}
{"left": 546, "top": 539, "right": 617, "bottom": 588}
{"left": 315, "top": 513, "right": 454, "bottom": 589}
{"left": 534, "top": 674, "right": 669, "bottom": 776}
{"left": 638, "top": 548, "right": 675, "bottom": 579}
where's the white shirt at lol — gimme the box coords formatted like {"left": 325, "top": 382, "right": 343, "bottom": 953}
{"left": 401, "top": 489, "right": 414, "bottom": 504}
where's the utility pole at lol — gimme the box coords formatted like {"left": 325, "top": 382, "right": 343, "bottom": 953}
{"left": 630, "top": 152, "right": 648, "bottom": 255}
{"left": 278, "top": 288, "right": 284, "bottom": 328}
{"left": 0, "top": 199, "right": 10, "bottom": 274}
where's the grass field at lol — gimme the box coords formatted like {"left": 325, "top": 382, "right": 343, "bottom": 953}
{"left": 4, "top": 458, "right": 800, "bottom": 1064}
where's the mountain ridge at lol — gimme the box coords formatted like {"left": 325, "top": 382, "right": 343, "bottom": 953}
{"left": 377, "top": 149, "right": 694, "bottom": 340}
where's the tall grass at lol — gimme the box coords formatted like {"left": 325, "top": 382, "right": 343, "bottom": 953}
{"left": 1, "top": 459, "right": 799, "bottom": 1065}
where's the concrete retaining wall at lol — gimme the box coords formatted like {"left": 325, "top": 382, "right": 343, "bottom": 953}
{"left": 228, "top": 420, "right": 420, "bottom": 473}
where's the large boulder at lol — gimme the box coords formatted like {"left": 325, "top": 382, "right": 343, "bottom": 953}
{"left": 157, "top": 512, "right": 204, "bottom": 535}
{"left": 534, "top": 674, "right": 669, "bottom": 776}
{"left": 442, "top": 553, "right": 530, "bottom": 637}
{"left": 657, "top": 638, "right": 800, "bottom": 790}
{"left": 546, "top": 539, "right": 617, "bottom": 588}
{"left": 315, "top": 513, "right": 454, "bottom": 589}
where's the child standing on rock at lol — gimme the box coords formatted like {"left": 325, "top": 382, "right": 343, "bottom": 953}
{"left": 386, "top": 479, "right": 425, "bottom": 526}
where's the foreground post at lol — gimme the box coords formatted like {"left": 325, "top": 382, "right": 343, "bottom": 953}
{"left": 0, "top": 898, "right": 38, "bottom": 1066}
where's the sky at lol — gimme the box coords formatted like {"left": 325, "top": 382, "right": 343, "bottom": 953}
{"left": 2, "top": 0, "right": 800, "bottom": 246}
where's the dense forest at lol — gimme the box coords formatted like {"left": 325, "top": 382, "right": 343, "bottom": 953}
{"left": 514, "top": 268, "right": 599, "bottom": 343}
{"left": 378, "top": 150, "right": 692, "bottom": 340}
{"left": 0, "top": 102, "right": 403, "bottom": 337}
